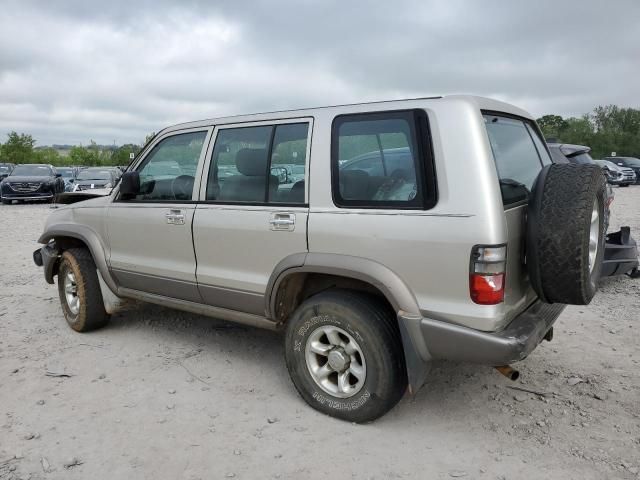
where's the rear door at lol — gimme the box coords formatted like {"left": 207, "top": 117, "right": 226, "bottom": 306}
{"left": 192, "top": 119, "right": 311, "bottom": 315}
{"left": 483, "top": 114, "right": 551, "bottom": 320}
{"left": 106, "top": 128, "right": 211, "bottom": 302}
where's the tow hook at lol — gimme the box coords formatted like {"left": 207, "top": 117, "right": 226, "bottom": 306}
{"left": 495, "top": 365, "right": 520, "bottom": 381}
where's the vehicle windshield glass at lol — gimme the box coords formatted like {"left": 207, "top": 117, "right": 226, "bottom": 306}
{"left": 77, "top": 170, "right": 112, "bottom": 181}
{"left": 57, "top": 168, "right": 74, "bottom": 178}
{"left": 619, "top": 158, "right": 640, "bottom": 167}
{"left": 10, "top": 165, "right": 53, "bottom": 176}
{"left": 570, "top": 152, "right": 594, "bottom": 164}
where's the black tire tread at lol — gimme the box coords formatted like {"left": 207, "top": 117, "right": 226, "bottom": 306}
{"left": 284, "top": 289, "right": 407, "bottom": 423}
{"left": 528, "top": 163, "right": 606, "bottom": 304}
{"left": 58, "top": 248, "right": 110, "bottom": 332}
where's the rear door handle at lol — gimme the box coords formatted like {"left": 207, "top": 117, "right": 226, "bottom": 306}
{"left": 269, "top": 212, "right": 295, "bottom": 231}
{"left": 166, "top": 209, "right": 185, "bottom": 225}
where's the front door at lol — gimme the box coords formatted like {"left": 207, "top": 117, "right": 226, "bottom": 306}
{"left": 192, "top": 120, "right": 311, "bottom": 315}
{"left": 106, "top": 128, "right": 211, "bottom": 302}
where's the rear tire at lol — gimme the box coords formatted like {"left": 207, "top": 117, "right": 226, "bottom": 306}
{"left": 57, "top": 248, "right": 110, "bottom": 332}
{"left": 1, "top": 199, "right": 11, "bottom": 205}
{"left": 284, "top": 289, "right": 407, "bottom": 423}
{"left": 527, "top": 163, "right": 607, "bottom": 305}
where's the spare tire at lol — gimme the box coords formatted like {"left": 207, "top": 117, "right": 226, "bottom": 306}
{"left": 527, "top": 163, "right": 607, "bottom": 305}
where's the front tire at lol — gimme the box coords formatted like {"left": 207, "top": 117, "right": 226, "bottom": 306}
{"left": 57, "top": 248, "right": 110, "bottom": 332}
{"left": 284, "top": 290, "right": 407, "bottom": 423}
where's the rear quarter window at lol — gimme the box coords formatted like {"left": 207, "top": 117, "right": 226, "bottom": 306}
{"left": 483, "top": 114, "right": 546, "bottom": 205}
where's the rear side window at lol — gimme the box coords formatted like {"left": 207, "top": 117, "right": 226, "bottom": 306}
{"left": 331, "top": 110, "right": 436, "bottom": 209}
{"left": 206, "top": 122, "right": 309, "bottom": 205}
{"left": 484, "top": 114, "right": 545, "bottom": 205}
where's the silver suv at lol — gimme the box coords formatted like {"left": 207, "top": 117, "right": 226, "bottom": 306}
{"left": 34, "top": 96, "right": 607, "bottom": 422}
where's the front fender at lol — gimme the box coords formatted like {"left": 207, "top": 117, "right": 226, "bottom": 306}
{"left": 38, "top": 223, "right": 118, "bottom": 294}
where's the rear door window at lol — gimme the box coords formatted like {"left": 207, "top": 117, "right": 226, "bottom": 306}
{"left": 484, "top": 114, "right": 545, "bottom": 205}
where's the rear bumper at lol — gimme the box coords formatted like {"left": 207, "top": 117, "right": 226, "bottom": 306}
{"left": 419, "top": 300, "right": 564, "bottom": 365}
{"left": 398, "top": 299, "right": 565, "bottom": 392}
{"left": 601, "top": 227, "right": 639, "bottom": 277}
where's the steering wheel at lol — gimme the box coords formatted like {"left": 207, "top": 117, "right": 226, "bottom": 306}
{"left": 171, "top": 175, "right": 195, "bottom": 200}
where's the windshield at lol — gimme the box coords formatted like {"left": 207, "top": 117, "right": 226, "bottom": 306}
{"left": 77, "top": 169, "right": 112, "bottom": 181}
{"left": 10, "top": 165, "right": 53, "bottom": 176}
{"left": 57, "top": 168, "right": 75, "bottom": 178}
{"left": 619, "top": 157, "right": 640, "bottom": 167}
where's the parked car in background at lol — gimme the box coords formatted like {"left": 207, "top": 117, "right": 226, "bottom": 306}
{"left": 0, "top": 163, "right": 15, "bottom": 180}
{"left": 593, "top": 160, "right": 636, "bottom": 187}
{"left": 56, "top": 166, "right": 79, "bottom": 192}
{"left": 604, "top": 156, "right": 640, "bottom": 184}
{"left": 72, "top": 167, "right": 119, "bottom": 192}
{"left": 1, "top": 164, "right": 65, "bottom": 204}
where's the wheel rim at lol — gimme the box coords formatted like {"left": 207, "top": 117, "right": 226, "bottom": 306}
{"left": 588, "top": 198, "right": 600, "bottom": 273}
{"left": 304, "top": 325, "right": 366, "bottom": 399}
{"left": 63, "top": 271, "right": 80, "bottom": 315}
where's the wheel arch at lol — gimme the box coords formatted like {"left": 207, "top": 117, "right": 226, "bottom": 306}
{"left": 266, "top": 253, "right": 422, "bottom": 321}
{"left": 38, "top": 224, "right": 118, "bottom": 293}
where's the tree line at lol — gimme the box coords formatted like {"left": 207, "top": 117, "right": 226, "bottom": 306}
{"left": 537, "top": 105, "right": 640, "bottom": 159}
{"left": 1, "top": 104, "right": 639, "bottom": 167}
{"left": 0, "top": 132, "right": 148, "bottom": 167}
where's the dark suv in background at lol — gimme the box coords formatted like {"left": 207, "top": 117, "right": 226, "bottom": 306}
{"left": 0, "top": 164, "right": 65, "bottom": 204}
{"left": 604, "top": 156, "right": 640, "bottom": 184}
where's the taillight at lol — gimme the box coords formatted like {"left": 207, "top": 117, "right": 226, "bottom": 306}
{"left": 470, "top": 245, "right": 506, "bottom": 305}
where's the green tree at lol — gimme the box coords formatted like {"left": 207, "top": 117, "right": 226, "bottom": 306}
{"left": 1, "top": 131, "right": 35, "bottom": 163}
{"left": 536, "top": 115, "right": 568, "bottom": 139}
{"left": 33, "top": 147, "right": 62, "bottom": 165}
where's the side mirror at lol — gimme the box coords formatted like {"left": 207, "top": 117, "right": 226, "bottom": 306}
{"left": 119, "top": 171, "right": 141, "bottom": 198}
{"left": 55, "top": 173, "right": 62, "bottom": 177}
{"left": 0, "top": 173, "right": 8, "bottom": 180}
{"left": 69, "top": 179, "right": 74, "bottom": 183}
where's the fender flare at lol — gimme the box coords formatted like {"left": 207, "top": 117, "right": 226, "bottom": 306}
{"left": 38, "top": 223, "right": 119, "bottom": 294}
{"left": 266, "top": 253, "right": 432, "bottom": 392}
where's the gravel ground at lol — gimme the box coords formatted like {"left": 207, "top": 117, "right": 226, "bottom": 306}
{"left": 1, "top": 187, "right": 639, "bottom": 480}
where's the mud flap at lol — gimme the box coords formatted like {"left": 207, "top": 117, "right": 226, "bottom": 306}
{"left": 398, "top": 312, "right": 432, "bottom": 394}
{"left": 601, "top": 227, "right": 639, "bottom": 277}
{"left": 97, "top": 269, "right": 129, "bottom": 314}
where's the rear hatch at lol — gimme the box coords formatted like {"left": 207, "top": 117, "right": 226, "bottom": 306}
{"left": 483, "top": 113, "right": 551, "bottom": 323}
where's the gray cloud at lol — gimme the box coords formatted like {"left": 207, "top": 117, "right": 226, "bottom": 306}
{"left": 1, "top": 0, "right": 639, "bottom": 145}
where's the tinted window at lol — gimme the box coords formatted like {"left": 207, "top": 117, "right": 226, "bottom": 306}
{"left": 568, "top": 152, "right": 594, "bottom": 165}
{"left": 206, "top": 123, "right": 309, "bottom": 204}
{"left": 525, "top": 124, "right": 552, "bottom": 165}
{"left": 484, "top": 115, "right": 544, "bottom": 204}
{"left": 332, "top": 111, "right": 433, "bottom": 208}
{"left": 134, "top": 131, "right": 206, "bottom": 201}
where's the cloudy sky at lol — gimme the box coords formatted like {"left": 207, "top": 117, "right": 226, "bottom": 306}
{"left": 1, "top": 0, "right": 639, "bottom": 146}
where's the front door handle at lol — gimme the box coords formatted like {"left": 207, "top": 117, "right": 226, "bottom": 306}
{"left": 269, "top": 212, "right": 295, "bottom": 231}
{"left": 166, "top": 209, "right": 185, "bottom": 225}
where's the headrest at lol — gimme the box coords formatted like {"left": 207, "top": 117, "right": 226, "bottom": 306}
{"left": 236, "top": 149, "right": 268, "bottom": 176}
